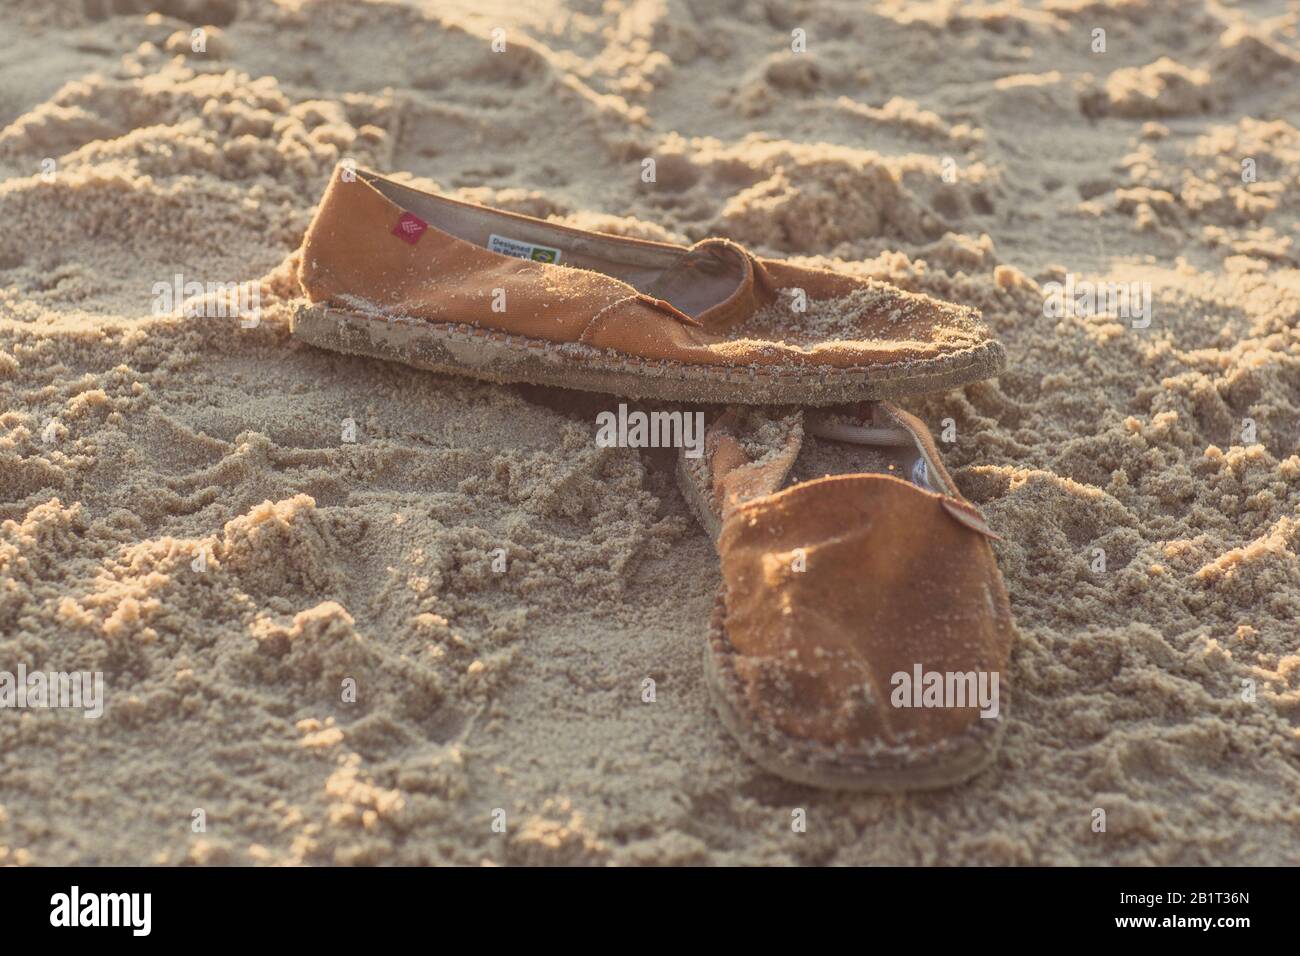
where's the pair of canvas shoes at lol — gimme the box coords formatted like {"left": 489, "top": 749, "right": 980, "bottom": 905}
{"left": 293, "top": 165, "right": 1015, "bottom": 791}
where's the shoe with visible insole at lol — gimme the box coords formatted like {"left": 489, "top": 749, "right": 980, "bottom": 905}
{"left": 677, "top": 402, "right": 1015, "bottom": 790}
{"left": 293, "top": 165, "right": 1005, "bottom": 405}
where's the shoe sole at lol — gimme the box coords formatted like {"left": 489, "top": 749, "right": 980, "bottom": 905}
{"left": 676, "top": 429, "right": 1004, "bottom": 792}
{"left": 291, "top": 304, "right": 1006, "bottom": 406}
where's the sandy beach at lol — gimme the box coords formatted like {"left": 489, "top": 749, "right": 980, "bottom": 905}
{"left": 1, "top": 0, "right": 1298, "bottom": 865}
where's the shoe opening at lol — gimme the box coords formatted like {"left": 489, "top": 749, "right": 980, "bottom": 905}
{"left": 361, "top": 170, "right": 747, "bottom": 320}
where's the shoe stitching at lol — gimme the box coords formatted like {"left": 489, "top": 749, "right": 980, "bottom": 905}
{"left": 576, "top": 293, "right": 641, "bottom": 344}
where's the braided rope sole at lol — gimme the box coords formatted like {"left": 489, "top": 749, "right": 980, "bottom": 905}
{"left": 291, "top": 303, "right": 1006, "bottom": 405}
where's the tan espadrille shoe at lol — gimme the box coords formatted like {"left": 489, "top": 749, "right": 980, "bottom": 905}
{"left": 678, "top": 403, "right": 1015, "bottom": 790}
{"left": 293, "top": 166, "right": 1005, "bottom": 405}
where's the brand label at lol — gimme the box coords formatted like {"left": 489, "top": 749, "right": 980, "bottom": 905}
{"left": 392, "top": 212, "right": 428, "bottom": 244}
{"left": 488, "top": 233, "right": 561, "bottom": 264}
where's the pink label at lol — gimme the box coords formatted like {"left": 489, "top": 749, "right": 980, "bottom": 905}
{"left": 392, "top": 212, "right": 428, "bottom": 244}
